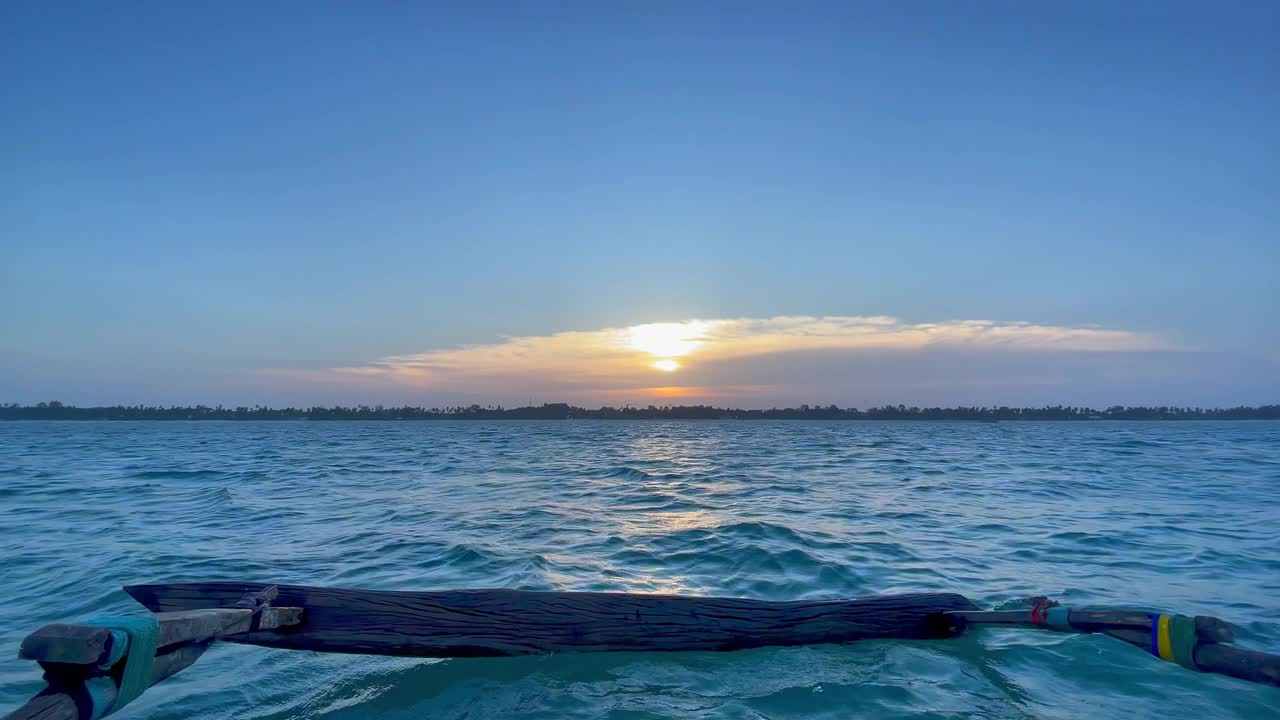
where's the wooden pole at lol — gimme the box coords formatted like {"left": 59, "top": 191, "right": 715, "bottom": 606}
{"left": 949, "top": 604, "right": 1280, "bottom": 688}
{"left": 8, "top": 584, "right": 1277, "bottom": 720}
{"left": 126, "top": 583, "right": 978, "bottom": 657}
{"left": 1102, "top": 628, "right": 1280, "bottom": 687}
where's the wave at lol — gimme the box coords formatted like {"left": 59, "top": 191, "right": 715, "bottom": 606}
{"left": 2, "top": 419, "right": 1279, "bottom": 718}
{"left": 599, "top": 466, "right": 655, "bottom": 481}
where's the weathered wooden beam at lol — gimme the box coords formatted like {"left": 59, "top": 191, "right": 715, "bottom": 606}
{"left": 2, "top": 692, "right": 75, "bottom": 720}
{"left": 1102, "top": 628, "right": 1280, "bottom": 687}
{"left": 18, "top": 626, "right": 115, "bottom": 666}
{"left": 1195, "top": 641, "right": 1280, "bottom": 687}
{"left": 153, "top": 606, "right": 303, "bottom": 648}
{"left": 7, "top": 597, "right": 302, "bottom": 720}
{"left": 16, "top": 608, "right": 303, "bottom": 668}
{"left": 3, "top": 643, "right": 210, "bottom": 720}
{"left": 948, "top": 608, "right": 1157, "bottom": 629}
{"left": 951, "top": 608, "right": 1237, "bottom": 644}
{"left": 126, "top": 583, "right": 978, "bottom": 657}
{"left": 253, "top": 606, "right": 304, "bottom": 631}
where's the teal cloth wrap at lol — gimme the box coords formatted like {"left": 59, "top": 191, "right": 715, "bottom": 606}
{"left": 83, "top": 616, "right": 160, "bottom": 717}
{"left": 83, "top": 677, "right": 116, "bottom": 720}
{"left": 1167, "top": 614, "right": 1201, "bottom": 670}
{"left": 1045, "top": 606, "right": 1073, "bottom": 631}
{"left": 97, "top": 630, "right": 129, "bottom": 670}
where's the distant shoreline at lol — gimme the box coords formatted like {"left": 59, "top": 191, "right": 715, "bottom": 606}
{"left": 4, "top": 418, "right": 1277, "bottom": 423}
{"left": 3, "top": 402, "right": 1277, "bottom": 421}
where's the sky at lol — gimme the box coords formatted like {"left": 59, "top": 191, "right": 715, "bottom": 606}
{"left": 2, "top": 2, "right": 1277, "bottom": 408}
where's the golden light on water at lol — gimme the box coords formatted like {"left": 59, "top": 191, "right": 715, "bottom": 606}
{"left": 652, "top": 359, "right": 679, "bottom": 372}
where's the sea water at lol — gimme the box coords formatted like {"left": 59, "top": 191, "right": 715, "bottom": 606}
{"left": 1, "top": 420, "right": 1277, "bottom": 719}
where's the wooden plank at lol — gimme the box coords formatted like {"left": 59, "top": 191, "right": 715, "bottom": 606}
{"left": 1, "top": 693, "right": 76, "bottom": 720}
{"left": 257, "top": 607, "right": 304, "bottom": 631}
{"left": 18, "top": 626, "right": 114, "bottom": 666}
{"left": 16, "top": 608, "right": 302, "bottom": 670}
{"left": 153, "top": 606, "right": 303, "bottom": 647}
{"left": 125, "top": 583, "right": 978, "bottom": 658}
{"left": 155, "top": 609, "right": 246, "bottom": 647}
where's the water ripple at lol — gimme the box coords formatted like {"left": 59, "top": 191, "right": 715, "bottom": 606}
{"left": 1, "top": 420, "right": 1278, "bottom": 718}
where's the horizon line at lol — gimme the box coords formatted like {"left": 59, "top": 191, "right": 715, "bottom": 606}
{"left": 4, "top": 401, "right": 1278, "bottom": 422}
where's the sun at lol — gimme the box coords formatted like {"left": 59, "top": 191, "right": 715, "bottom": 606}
{"left": 618, "top": 320, "right": 716, "bottom": 373}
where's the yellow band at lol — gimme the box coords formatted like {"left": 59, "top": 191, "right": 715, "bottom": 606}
{"left": 1157, "top": 614, "right": 1175, "bottom": 662}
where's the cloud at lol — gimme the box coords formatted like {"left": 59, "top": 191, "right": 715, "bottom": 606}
{"left": 263, "top": 316, "right": 1169, "bottom": 404}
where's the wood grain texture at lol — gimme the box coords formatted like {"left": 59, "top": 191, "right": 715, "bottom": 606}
{"left": 152, "top": 606, "right": 303, "bottom": 647}
{"left": 1, "top": 693, "right": 78, "bottom": 720}
{"left": 125, "top": 583, "right": 978, "bottom": 658}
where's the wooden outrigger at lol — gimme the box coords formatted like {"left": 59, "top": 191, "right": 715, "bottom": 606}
{"left": 5, "top": 583, "right": 1277, "bottom": 719}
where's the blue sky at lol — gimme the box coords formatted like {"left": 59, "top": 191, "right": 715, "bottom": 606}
{"left": 2, "top": 2, "right": 1277, "bottom": 407}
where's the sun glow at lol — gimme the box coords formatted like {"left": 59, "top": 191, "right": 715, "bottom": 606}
{"left": 622, "top": 322, "right": 713, "bottom": 358}
{"left": 314, "top": 315, "right": 1165, "bottom": 396}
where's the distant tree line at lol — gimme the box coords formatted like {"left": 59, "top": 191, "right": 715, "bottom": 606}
{"left": 2, "top": 401, "right": 1278, "bottom": 421}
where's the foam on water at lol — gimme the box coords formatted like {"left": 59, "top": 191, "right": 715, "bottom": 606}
{"left": 1, "top": 420, "right": 1278, "bottom": 718}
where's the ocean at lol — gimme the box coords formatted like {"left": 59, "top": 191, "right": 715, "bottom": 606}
{"left": 1, "top": 420, "right": 1277, "bottom": 719}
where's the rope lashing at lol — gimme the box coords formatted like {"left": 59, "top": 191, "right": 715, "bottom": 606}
{"left": 1023, "top": 597, "right": 1074, "bottom": 631}
{"left": 1148, "top": 613, "right": 1200, "bottom": 670}
{"left": 1027, "top": 596, "right": 1059, "bottom": 625}
{"left": 82, "top": 616, "right": 160, "bottom": 718}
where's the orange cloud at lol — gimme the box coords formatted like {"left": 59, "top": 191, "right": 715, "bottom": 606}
{"left": 586, "top": 385, "right": 776, "bottom": 400}
{"left": 264, "top": 316, "right": 1167, "bottom": 403}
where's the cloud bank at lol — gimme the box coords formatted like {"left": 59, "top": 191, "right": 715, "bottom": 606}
{"left": 266, "top": 316, "right": 1173, "bottom": 405}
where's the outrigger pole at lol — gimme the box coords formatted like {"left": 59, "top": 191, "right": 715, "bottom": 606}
{"left": 4, "top": 585, "right": 1277, "bottom": 720}
{"left": 944, "top": 596, "right": 1279, "bottom": 687}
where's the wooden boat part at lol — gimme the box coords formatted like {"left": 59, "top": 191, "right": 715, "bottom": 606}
{"left": 125, "top": 582, "right": 978, "bottom": 657}
{"left": 7, "top": 584, "right": 1279, "bottom": 720}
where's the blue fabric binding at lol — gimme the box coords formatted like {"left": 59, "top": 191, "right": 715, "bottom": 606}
{"left": 1045, "top": 606, "right": 1072, "bottom": 631}
{"left": 83, "top": 616, "right": 160, "bottom": 716}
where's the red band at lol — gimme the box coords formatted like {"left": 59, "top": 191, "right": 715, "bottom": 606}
{"left": 1028, "top": 596, "right": 1056, "bottom": 624}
